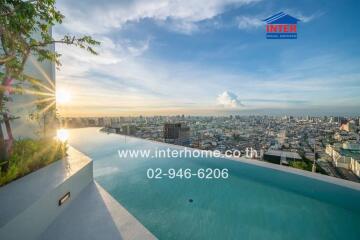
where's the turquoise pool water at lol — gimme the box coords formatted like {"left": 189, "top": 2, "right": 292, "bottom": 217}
{"left": 68, "top": 128, "right": 360, "bottom": 240}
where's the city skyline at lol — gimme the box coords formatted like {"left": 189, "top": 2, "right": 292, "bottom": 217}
{"left": 54, "top": 0, "right": 360, "bottom": 117}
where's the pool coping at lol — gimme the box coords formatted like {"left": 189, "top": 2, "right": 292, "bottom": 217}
{"left": 99, "top": 128, "right": 360, "bottom": 192}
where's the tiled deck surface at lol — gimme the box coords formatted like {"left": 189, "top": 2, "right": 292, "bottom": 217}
{"left": 40, "top": 181, "right": 156, "bottom": 240}
{"left": 0, "top": 147, "right": 91, "bottom": 228}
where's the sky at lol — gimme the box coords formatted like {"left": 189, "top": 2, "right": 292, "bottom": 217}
{"left": 54, "top": 0, "right": 360, "bottom": 117}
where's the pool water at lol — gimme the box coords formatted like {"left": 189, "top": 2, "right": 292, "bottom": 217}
{"left": 68, "top": 128, "right": 360, "bottom": 240}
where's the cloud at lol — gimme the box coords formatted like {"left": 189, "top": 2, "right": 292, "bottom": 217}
{"left": 217, "top": 91, "right": 244, "bottom": 108}
{"left": 242, "top": 98, "right": 308, "bottom": 104}
{"left": 55, "top": 36, "right": 150, "bottom": 66}
{"left": 56, "top": 46, "right": 360, "bottom": 116}
{"left": 236, "top": 16, "right": 263, "bottom": 29}
{"left": 297, "top": 12, "right": 323, "bottom": 23}
{"left": 285, "top": 10, "right": 324, "bottom": 23}
{"left": 52, "top": 1, "right": 359, "bottom": 116}
{"left": 235, "top": 10, "right": 323, "bottom": 30}
{"left": 56, "top": 0, "right": 262, "bottom": 34}
{"left": 126, "top": 39, "right": 150, "bottom": 56}
{"left": 160, "top": 19, "right": 200, "bottom": 34}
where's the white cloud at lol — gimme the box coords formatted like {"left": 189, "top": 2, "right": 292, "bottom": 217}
{"left": 236, "top": 16, "right": 263, "bottom": 29}
{"left": 235, "top": 10, "right": 322, "bottom": 30}
{"left": 217, "top": 91, "right": 243, "bottom": 108}
{"left": 285, "top": 10, "right": 324, "bottom": 23}
{"left": 55, "top": 39, "right": 360, "bottom": 115}
{"left": 126, "top": 39, "right": 150, "bottom": 57}
{"left": 166, "top": 20, "right": 199, "bottom": 34}
{"left": 56, "top": 0, "right": 261, "bottom": 34}
{"left": 297, "top": 12, "right": 323, "bottom": 23}
{"left": 235, "top": 10, "right": 323, "bottom": 30}
{"left": 53, "top": 1, "right": 346, "bottom": 116}
{"left": 56, "top": 36, "right": 150, "bottom": 66}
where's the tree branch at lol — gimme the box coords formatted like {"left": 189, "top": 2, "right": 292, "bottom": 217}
{"left": 0, "top": 55, "right": 16, "bottom": 64}
{"left": 29, "top": 39, "right": 75, "bottom": 48}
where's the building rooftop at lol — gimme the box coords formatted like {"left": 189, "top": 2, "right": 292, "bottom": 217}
{"left": 340, "top": 149, "right": 360, "bottom": 159}
{"left": 264, "top": 150, "right": 302, "bottom": 160}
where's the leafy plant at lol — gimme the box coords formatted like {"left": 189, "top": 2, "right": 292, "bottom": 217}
{"left": 0, "top": 0, "right": 100, "bottom": 163}
{"left": 289, "top": 160, "right": 312, "bottom": 171}
{"left": 0, "top": 138, "right": 66, "bottom": 186}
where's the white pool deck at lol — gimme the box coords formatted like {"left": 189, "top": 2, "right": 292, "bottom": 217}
{"left": 40, "top": 181, "right": 156, "bottom": 240}
{"left": 0, "top": 147, "right": 92, "bottom": 228}
{"left": 0, "top": 147, "right": 156, "bottom": 240}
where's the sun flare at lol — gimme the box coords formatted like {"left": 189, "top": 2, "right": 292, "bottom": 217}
{"left": 56, "top": 89, "right": 71, "bottom": 104}
{"left": 56, "top": 128, "right": 69, "bottom": 142}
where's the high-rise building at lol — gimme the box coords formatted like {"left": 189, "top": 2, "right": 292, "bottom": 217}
{"left": 164, "top": 123, "right": 190, "bottom": 146}
{"left": 339, "top": 120, "right": 356, "bottom": 132}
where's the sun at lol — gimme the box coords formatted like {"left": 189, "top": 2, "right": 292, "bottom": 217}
{"left": 56, "top": 89, "right": 71, "bottom": 104}
{"left": 57, "top": 128, "right": 69, "bottom": 142}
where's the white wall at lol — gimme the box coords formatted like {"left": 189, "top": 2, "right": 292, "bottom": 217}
{"left": 5, "top": 30, "right": 56, "bottom": 139}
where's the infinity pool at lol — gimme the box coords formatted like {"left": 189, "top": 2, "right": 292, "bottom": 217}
{"left": 68, "top": 128, "right": 360, "bottom": 240}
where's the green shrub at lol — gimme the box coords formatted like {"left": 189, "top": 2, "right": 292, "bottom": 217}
{"left": 289, "top": 161, "right": 312, "bottom": 171}
{"left": 0, "top": 139, "right": 66, "bottom": 187}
